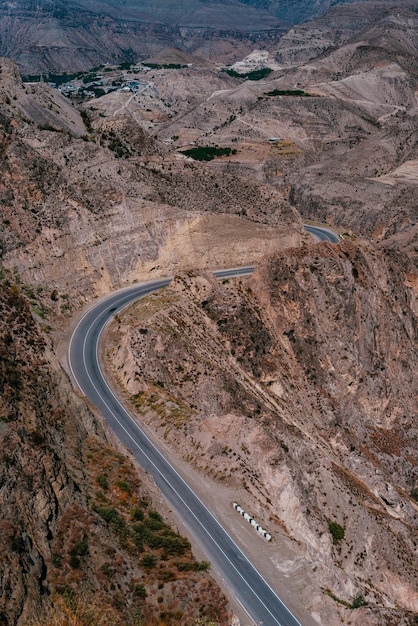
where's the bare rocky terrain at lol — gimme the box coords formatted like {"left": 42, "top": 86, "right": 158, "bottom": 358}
{"left": 106, "top": 242, "right": 418, "bottom": 626}
{"left": 0, "top": 57, "right": 301, "bottom": 310}
{"left": 2, "top": 0, "right": 412, "bottom": 73}
{"left": 0, "top": 0, "right": 284, "bottom": 72}
{"left": 0, "top": 55, "right": 300, "bottom": 625}
{"left": 0, "top": 1, "right": 418, "bottom": 624}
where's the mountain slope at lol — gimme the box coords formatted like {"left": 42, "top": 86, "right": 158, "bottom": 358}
{"left": 0, "top": 0, "right": 283, "bottom": 72}
{"left": 0, "top": 56, "right": 300, "bottom": 304}
{"left": 149, "top": 1, "right": 418, "bottom": 256}
{"left": 0, "top": 5, "right": 418, "bottom": 624}
{"left": 238, "top": 0, "right": 418, "bottom": 24}
{"left": 2, "top": 0, "right": 418, "bottom": 73}
{"left": 107, "top": 243, "right": 418, "bottom": 626}
{"left": 271, "top": 1, "right": 418, "bottom": 66}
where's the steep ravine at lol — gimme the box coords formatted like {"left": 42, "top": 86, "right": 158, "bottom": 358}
{"left": 106, "top": 240, "right": 418, "bottom": 626}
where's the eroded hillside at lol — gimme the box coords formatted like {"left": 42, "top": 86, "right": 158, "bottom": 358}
{"left": 0, "top": 57, "right": 301, "bottom": 311}
{"left": 151, "top": 2, "right": 418, "bottom": 255}
{"left": 106, "top": 241, "right": 418, "bottom": 625}
{"left": 0, "top": 55, "right": 305, "bottom": 625}
{"left": 0, "top": 0, "right": 284, "bottom": 72}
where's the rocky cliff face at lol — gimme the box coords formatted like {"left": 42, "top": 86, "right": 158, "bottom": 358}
{"left": 106, "top": 241, "right": 418, "bottom": 625}
{"left": 0, "top": 269, "right": 232, "bottom": 625}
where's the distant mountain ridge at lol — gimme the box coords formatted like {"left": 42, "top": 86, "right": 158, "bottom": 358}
{"left": 2, "top": 0, "right": 416, "bottom": 73}
{"left": 225, "top": 0, "right": 418, "bottom": 23}
{"left": 57, "top": 0, "right": 279, "bottom": 28}
{"left": 0, "top": 0, "right": 283, "bottom": 72}
{"left": 271, "top": 0, "right": 418, "bottom": 68}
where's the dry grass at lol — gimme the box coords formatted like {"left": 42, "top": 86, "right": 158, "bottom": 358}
{"left": 27, "top": 592, "right": 121, "bottom": 626}
{"left": 271, "top": 140, "right": 303, "bottom": 155}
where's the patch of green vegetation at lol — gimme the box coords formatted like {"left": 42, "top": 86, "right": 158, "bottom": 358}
{"left": 175, "top": 560, "right": 210, "bottom": 572}
{"left": 328, "top": 521, "right": 345, "bottom": 544}
{"left": 148, "top": 510, "right": 163, "bottom": 524}
{"left": 82, "top": 72, "right": 97, "bottom": 84}
{"left": 90, "top": 87, "right": 106, "bottom": 98}
{"left": 180, "top": 146, "right": 236, "bottom": 161}
{"left": 86, "top": 416, "right": 214, "bottom": 584}
{"left": 410, "top": 487, "right": 418, "bottom": 502}
{"left": 115, "top": 479, "right": 132, "bottom": 494}
{"left": 264, "top": 88, "right": 311, "bottom": 97}
{"left": 132, "top": 511, "right": 191, "bottom": 557}
{"left": 145, "top": 63, "right": 187, "bottom": 69}
{"left": 324, "top": 588, "right": 368, "bottom": 610}
{"left": 69, "top": 555, "right": 81, "bottom": 569}
{"left": 21, "top": 71, "right": 82, "bottom": 85}
{"left": 100, "top": 562, "right": 113, "bottom": 576}
{"left": 324, "top": 588, "right": 351, "bottom": 608}
{"left": 69, "top": 538, "right": 89, "bottom": 557}
{"left": 107, "top": 136, "right": 130, "bottom": 158}
{"left": 80, "top": 109, "right": 93, "bottom": 134}
{"left": 225, "top": 67, "right": 273, "bottom": 81}
{"left": 94, "top": 505, "right": 127, "bottom": 538}
{"left": 350, "top": 594, "right": 368, "bottom": 609}
{"left": 30, "top": 430, "right": 45, "bottom": 446}
{"left": 140, "top": 553, "right": 157, "bottom": 569}
{"left": 96, "top": 474, "right": 108, "bottom": 490}
{"left": 132, "top": 583, "right": 147, "bottom": 598}
{"left": 131, "top": 507, "right": 145, "bottom": 521}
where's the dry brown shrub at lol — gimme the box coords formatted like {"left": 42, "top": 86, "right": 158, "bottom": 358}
{"left": 27, "top": 592, "right": 122, "bottom": 626}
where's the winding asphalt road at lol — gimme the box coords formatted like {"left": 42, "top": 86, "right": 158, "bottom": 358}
{"left": 68, "top": 225, "right": 337, "bottom": 626}
{"left": 303, "top": 224, "right": 339, "bottom": 244}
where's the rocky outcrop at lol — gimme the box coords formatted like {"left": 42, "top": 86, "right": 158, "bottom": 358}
{"left": 107, "top": 241, "right": 418, "bottom": 625}
{"left": 0, "top": 58, "right": 85, "bottom": 136}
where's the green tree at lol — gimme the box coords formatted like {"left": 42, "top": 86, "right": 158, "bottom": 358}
{"left": 328, "top": 521, "right": 345, "bottom": 544}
